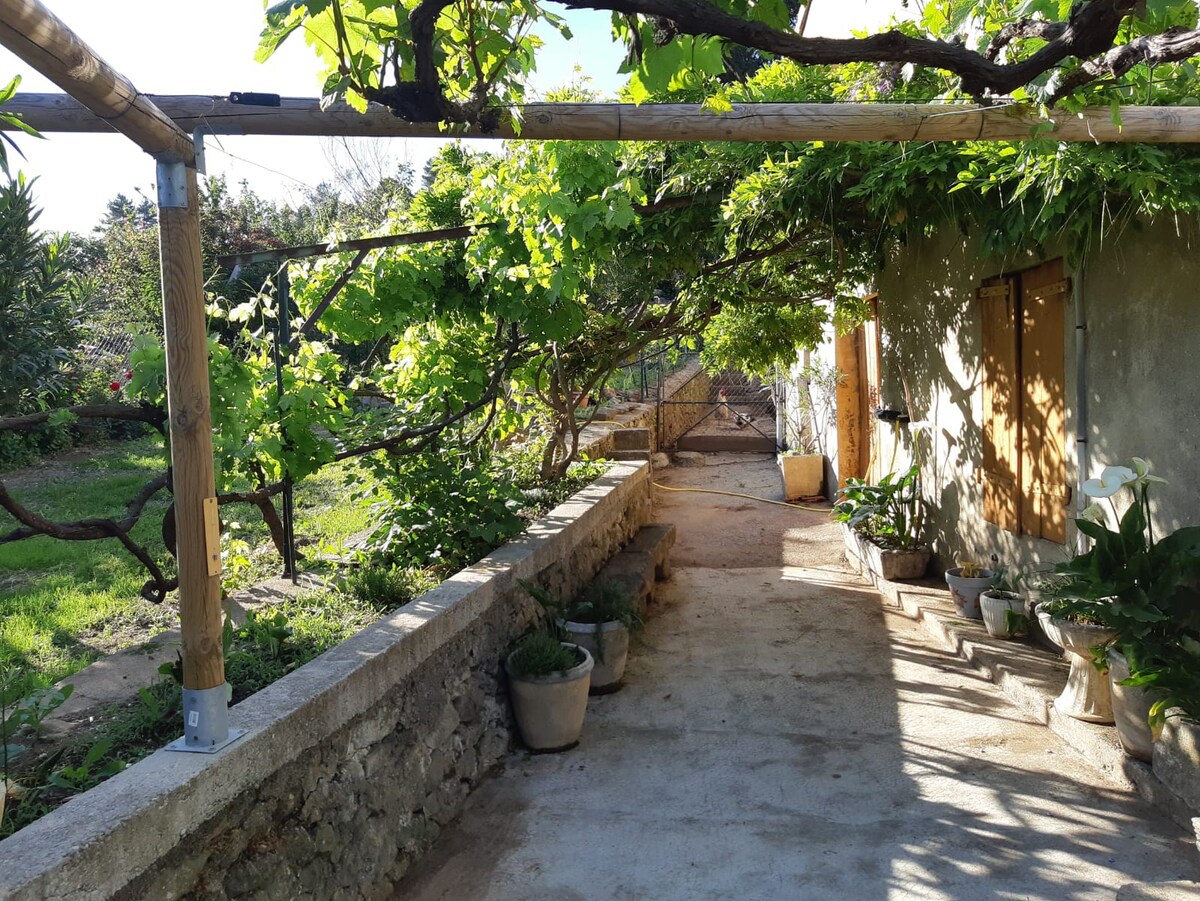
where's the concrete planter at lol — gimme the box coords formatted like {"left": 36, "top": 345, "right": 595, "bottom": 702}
{"left": 1108, "top": 649, "right": 1163, "bottom": 763}
{"left": 1153, "top": 710, "right": 1200, "bottom": 814}
{"left": 562, "top": 620, "right": 629, "bottom": 694}
{"left": 506, "top": 643, "right": 594, "bottom": 752}
{"left": 979, "top": 590, "right": 1027, "bottom": 639}
{"left": 778, "top": 453, "right": 823, "bottom": 500}
{"left": 842, "top": 525, "right": 930, "bottom": 581}
{"left": 944, "top": 568, "right": 995, "bottom": 619}
{"left": 1036, "top": 608, "right": 1117, "bottom": 723}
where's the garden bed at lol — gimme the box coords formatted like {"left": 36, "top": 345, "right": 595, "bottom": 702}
{"left": 0, "top": 460, "right": 651, "bottom": 899}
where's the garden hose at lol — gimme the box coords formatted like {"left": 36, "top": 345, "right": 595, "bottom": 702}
{"left": 651, "top": 481, "right": 831, "bottom": 514}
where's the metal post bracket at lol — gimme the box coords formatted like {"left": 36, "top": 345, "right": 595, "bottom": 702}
{"left": 156, "top": 160, "right": 189, "bottom": 208}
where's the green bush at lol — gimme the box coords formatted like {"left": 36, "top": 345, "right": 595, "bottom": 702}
{"left": 344, "top": 565, "right": 434, "bottom": 611}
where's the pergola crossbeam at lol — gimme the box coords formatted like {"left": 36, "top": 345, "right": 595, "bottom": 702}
{"left": 6, "top": 93, "right": 1200, "bottom": 143}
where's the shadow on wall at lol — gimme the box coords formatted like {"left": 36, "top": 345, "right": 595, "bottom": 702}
{"left": 1080, "top": 216, "right": 1200, "bottom": 535}
{"left": 875, "top": 231, "right": 1063, "bottom": 570}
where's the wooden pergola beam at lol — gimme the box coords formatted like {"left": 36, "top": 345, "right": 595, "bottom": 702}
{"left": 0, "top": 5, "right": 193, "bottom": 162}
{"left": 7, "top": 93, "right": 1200, "bottom": 143}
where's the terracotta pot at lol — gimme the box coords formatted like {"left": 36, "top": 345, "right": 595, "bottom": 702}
{"left": 945, "top": 568, "right": 995, "bottom": 619}
{"left": 1036, "top": 607, "right": 1117, "bottom": 723}
{"left": 980, "top": 590, "right": 1027, "bottom": 639}
{"left": 506, "top": 643, "right": 594, "bottom": 752}
{"left": 1108, "top": 649, "right": 1164, "bottom": 762}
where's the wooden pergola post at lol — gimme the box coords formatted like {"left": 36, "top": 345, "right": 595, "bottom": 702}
{"left": 0, "top": 0, "right": 233, "bottom": 750}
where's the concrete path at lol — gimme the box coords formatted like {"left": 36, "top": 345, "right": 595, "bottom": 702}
{"left": 397, "top": 456, "right": 1200, "bottom": 900}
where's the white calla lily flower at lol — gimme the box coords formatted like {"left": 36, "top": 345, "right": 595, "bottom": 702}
{"left": 1082, "top": 465, "right": 1137, "bottom": 498}
{"left": 1079, "top": 503, "right": 1108, "bottom": 525}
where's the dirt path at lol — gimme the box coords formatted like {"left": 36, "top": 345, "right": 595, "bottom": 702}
{"left": 396, "top": 456, "right": 1199, "bottom": 900}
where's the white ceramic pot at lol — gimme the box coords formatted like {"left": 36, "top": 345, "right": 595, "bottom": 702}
{"left": 979, "top": 590, "right": 1027, "bottom": 639}
{"left": 945, "top": 568, "right": 995, "bottom": 619}
{"left": 563, "top": 619, "right": 630, "bottom": 693}
{"left": 506, "top": 643, "right": 594, "bottom": 752}
{"left": 778, "top": 453, "right": 823, "bottom": 500}
{"left": 1108, "top": 649, "right": 1164, "bottom": 762}
{"left": 1036, "top": 607, "right": 1117, "bottom": 723}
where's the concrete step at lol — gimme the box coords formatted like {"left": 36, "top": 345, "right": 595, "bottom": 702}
{"left": 847, "top": 551, "right": 1200, "bottom": 835}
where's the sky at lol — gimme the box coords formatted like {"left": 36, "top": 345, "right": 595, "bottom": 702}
{"left": 0, "top": 1, "right": 909, "bottom": 234}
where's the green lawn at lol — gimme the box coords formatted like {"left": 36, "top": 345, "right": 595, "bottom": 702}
{"left": 0, "top": 436, "right": 374, "bottom": 695}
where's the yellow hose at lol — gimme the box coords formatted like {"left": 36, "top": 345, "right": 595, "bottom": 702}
{"left": 652, "top": 481, "right": 831, "bottom": 513}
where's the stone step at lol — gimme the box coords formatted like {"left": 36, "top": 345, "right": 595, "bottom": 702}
{"left": 612, "top": 427, "right": 651, "bottom": 451}
{"left": 588, "top": 523, "right": 677, "bottom": 617}
{"left": 609, "top": 450, "right": 651, "bottom": 462}
{"left": 625, "top": 523, "right": 676, "bottom": 580}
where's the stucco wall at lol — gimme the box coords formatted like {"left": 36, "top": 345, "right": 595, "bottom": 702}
{"left": 1081, "top": 216, "right": 1200, "bottom": 533}
{"left": 0, "top": 463, "right": 652, "bottom": 900}
{"left": 848, "top": 215, "right": 1200, "bottom": 573}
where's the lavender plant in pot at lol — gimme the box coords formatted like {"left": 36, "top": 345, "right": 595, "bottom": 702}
{"left": 1050, "top": 460, "right": 1200, "bottom": 758}
{"left": 562, "top": 579, "right": 639, "bottom": 694}
{"left": 507, "top": 583, "right": 594, "bottom": 752}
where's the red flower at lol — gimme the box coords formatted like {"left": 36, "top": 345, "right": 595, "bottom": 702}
{"left": 125, "top": 370, "right": 133, "bottom": 379}
{"left": 110, "top": 381, "right": 121, "bottom": 392}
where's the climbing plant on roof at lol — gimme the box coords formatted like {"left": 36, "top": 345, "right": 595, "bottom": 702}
{"left": 260, "top": 0, "right": 1200, "bottom": 126}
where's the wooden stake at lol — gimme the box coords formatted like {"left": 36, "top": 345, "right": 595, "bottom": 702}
{"left": 7, "top": 93, "right": 1200, "bottom": 144}
{"left": 158, "top": 163, "right": 224, "bottom": 694}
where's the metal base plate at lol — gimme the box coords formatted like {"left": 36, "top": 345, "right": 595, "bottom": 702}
{"left": 165, "top": 728, "right": 247, "bottom": 755}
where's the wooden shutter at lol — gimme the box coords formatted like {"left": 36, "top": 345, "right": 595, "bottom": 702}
{"left": 861, "top": 296, "right": 882, "bottom": 481}
{"left": 1020, "top": 261, "right": 1070, "bottom": 543}
{"left": 978, "top": 276, "right": 1020, "bottom": 531}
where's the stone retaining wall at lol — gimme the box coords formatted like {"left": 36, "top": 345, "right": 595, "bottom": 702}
{"left": 0, "top": 463, "right": 651, "bottom": 900}
{"left": 658, "top": 364, "right": 713, "bottom": 449}
{"left": 578, "top": 361, "right": 714, "bottom": 458}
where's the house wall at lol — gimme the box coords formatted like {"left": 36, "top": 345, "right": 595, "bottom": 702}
{"left": 859, "top": 216, "right": 1200, "bottom": 573}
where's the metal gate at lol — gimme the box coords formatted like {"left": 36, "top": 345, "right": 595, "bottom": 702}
{"left": 661, "top": 370, "right": 778, "bottom": 452}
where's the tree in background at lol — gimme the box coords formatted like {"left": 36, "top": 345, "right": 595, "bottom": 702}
{"left": 0, "top": 175, "right": 77, "bottom": 416}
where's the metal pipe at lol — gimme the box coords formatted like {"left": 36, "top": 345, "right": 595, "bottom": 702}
{"left": 1074, "top": 262, "right": 1089, "bottom": 554}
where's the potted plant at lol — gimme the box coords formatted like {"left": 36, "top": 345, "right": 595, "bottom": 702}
{"left": 945, "top": 560, "right": 995, "bottom": 620}
{"left": 506, "top": 583, "right": 594, "bottom": 752}
{"left": 561, "top": 579, "right": 639, "bottom": 694}
{"left": 778, "top": 365, "right": 836, "bottom": 500}
{"left": 1050, "top": 459, "right": 1200, "bottom": 754}
{"left": 834, "top": 462, "right": 930, "bottom": 581}
{"left": 979, "top": 568, "right": 1028, "bottom": 639}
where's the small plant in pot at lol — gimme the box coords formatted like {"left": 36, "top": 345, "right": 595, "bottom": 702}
{"left": 834, "top": 462, "right": 930, "bottom": 581}
{"left": 778, "top": 364, "right": 837, "bottom": 500}
{"left": 1049, "top": 459, "right": 1200, "bottom": 756}
{"left": 506, "top": 583, "right": 594, "bottom": 753}
{"left": 945, "top": 560, "right": 996, "bottom": 620}
{"left": 561, "top": 579, "right": 639, "bottom": 694}
{"left": 979, "top": 568, "right": 1028, "bottom": 639}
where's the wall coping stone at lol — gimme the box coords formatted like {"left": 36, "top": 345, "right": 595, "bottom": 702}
{"left": 0, "top": 461, "right": 648, "bottom": 900}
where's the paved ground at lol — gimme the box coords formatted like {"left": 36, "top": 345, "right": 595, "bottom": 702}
{"left": 397, "top": 456, "right": 1200, "bottom": 900}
